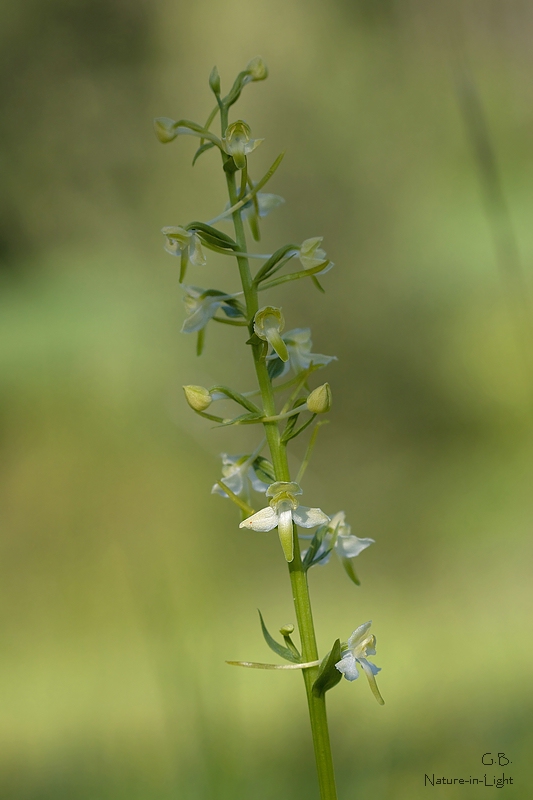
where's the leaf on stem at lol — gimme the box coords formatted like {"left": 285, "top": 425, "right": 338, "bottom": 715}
{"left": 312, "top": 639, "right": 343, "bottom": 697}
{"left": 258, "top": 610, "right": 301, "bottom": 663}
{"left": 192, "top": 142, "right": 215, "bottom": 166}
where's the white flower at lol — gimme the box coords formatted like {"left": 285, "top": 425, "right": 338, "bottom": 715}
{"left": 212, "top": 453, "right": 269, "bottom": 504}
{"left": 268, "top": 328, "right": 337, "bottom": 378}
{"left": 181, "top": 285, "right": 240, "bottom": 334}
{"left": 303, "top": 511, "right": 374, "bottom": 565}
{"left": 239, "top": 481, "right": 329, "bottom": 563}
{"left": 162, "top": 226, "right": 207, "bottom": 276}
{"left": 241, "top": 191, "right": 285, "bottom": 239}
{"left": 335, "top": 621, "right": 384, "bottom": 704}
{"left": 298, "top": 237, "right": 333, "bottom": 275}
{"left": 223, "top": 120, "right": 264, "bottom": 170}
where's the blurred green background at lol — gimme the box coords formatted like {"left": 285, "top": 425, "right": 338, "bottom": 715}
{"left": 1, "top": 1, "right": 532, "bottom": 798}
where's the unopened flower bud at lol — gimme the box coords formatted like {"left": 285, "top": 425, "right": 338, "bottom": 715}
{"left": 183, "top": 384, "right": 212, "bottom": 412}
{"left": 154, "top": 117, "right": 178, "bottom": 144}
{"left": 306, "top": 383, "right": 332, "bottom": 414}
{"left": 209, "top": 66, "right": 221, "bottom": 95}
{"left": 246, "top": 56, "right": 268, "bottom": 82}
{"left": 279, "top": 624, "right": 295, "bottom": 636}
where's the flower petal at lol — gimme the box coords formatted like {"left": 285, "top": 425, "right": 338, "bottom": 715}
{"left": 256, "top": 192, "right": 285, "bottom": 218}
{"left": 181, "top": 299, "right": 221, "bottom": 333}
{"left": 347, "top": 621, "right": 373, "bottom": 651}
{"left": 292, "top": 506, "right": 330, "bottom": 529}
{"left": 335, "top": 653, "right": 359, "bottom": 681}
{"left": 239, "top": 506, "right": 279, "bottom": 532}
{"left": 189, "top": 235, "right": 207, "bottom": 267}
{"left": 336, "top": 535, "right": 375, "bottom": 559}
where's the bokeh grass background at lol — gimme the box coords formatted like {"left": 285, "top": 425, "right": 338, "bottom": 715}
{"left": 1, "top": 1, "right": 532, "bottom": 798}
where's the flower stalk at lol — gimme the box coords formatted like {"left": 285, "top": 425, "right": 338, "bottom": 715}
{"left": 156, "top": 60, "right": 384, "bottom": 800}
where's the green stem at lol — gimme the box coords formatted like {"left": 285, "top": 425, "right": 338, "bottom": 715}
{"left": 220, "top": 103, "right": 338, "bottom": 800}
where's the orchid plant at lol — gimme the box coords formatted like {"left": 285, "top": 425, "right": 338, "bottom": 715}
{"left": 155, "top": 59, "right": 384, "bottom": 800}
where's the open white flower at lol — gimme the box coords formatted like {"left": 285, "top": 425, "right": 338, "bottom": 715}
{"left": 241, "top": 191, "right": 285, "bottom": 239}
{"left": 254, "top": 306, "right": 289, "bottom": 362}
{"left": 181, "top": 286, "right": 240, "bottom": 334}
{"left": 306, "top": 511, "right": 373, "bottom": 562}
{"left": 162, "top": 226, "right": 206, "bottom": 281}
{"left": 239, "top": 481, "right": 329, "bottom": 563}
{"left": 335, "top": 621, "right": 384, "bottom": 704}
{"left": 267, "top": 328, "right": 337, "bottom": 378}
{"left": 212, "top": 453, "right": 269, "bottom": 503}
{"left": 298, "top": 237, "right": 334, "bottom": 275}
{"left": 223, "top": 120, "right": 264, "bottom": 170}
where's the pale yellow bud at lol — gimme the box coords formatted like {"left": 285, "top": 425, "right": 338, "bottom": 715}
{"left": 306, "top": 383, "right": 332, "bottom": 414}
{"left": 183, "top": 385, "right": 212, "bottom": 412}
{"left": 246, "top": 57, "right": 268, "bottom": 82}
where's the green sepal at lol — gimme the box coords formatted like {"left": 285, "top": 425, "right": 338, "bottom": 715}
{"left": 302, "top": 523, "right": 333, "bottom": 571}
{"left": 252, "top": 456, "right": 275, "bottom": 484}
{"left": 192, "top": 141, "right": 215, "bottom": 166}
{"left": 312, "top": 639, "right": 343, "bottom": 697}
{"left": 340, "top": 556, "right": 361, "bottom": 586}
{"left": 258, "top": 610, "right": 301, "bottom": 664}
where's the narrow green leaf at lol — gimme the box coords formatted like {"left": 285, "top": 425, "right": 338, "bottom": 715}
{"left": 311, "top": 276, "right": 325, "bottom": 293}
{"left": 258, "top": 261, "right": 331, "bottom": 292}
{"left": 186, "top": 222, "right": 238, "bottom": 249}
{"left": 215, "top": 412, "right": 264, "bottom": 428}
{"left": 252, "top": 456, "right": 275, "bottom": 484}
{"left": 209, "top": 385, "right": 261, "bottom": 414}
{"left": 192, "top": 141, "right": 215, "bottom": 166}
{"left": 253, "top": 244, "right": 297, "bottom": 284}
{"left": 282, "top": 413, "right": 317, "bottom": 443}
{"left": 312, "top": 639, "right": 343, "bottom": 697}
{"left": 258, "top": 610, "right": 301, "bottom": 663}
